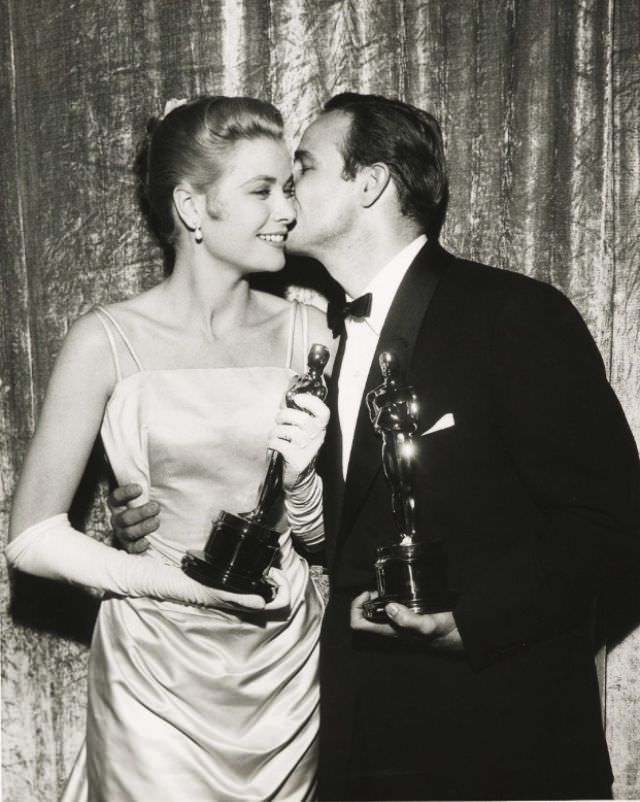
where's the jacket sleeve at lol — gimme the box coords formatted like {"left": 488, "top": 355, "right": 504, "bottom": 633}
{"left": 454, "top": 281, "right": 640, "bottom": 670}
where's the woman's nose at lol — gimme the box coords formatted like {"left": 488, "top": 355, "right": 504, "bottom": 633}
{"left": 274, "top": 193, "right": 296, "bottom": 226}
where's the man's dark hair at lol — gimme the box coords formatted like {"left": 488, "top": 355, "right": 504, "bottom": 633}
{"left": 323, "top": 92, "right": 448, "bottom": 240}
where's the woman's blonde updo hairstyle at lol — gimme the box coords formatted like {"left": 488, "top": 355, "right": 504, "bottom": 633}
{"left": 137, "top": 96, "right": 284, "bottom": 259}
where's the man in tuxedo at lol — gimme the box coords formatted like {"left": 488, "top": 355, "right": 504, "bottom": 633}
{"left": 110, "top": 93, "right": 640, "bottom": 800}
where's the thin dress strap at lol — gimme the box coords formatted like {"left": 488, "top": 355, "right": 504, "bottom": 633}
{"left": 300, "top": 302, "right": 309, "bottom": 365}
{"left": 285, "top": 301, "right": 297, "bottom": 370}
{"left": 285, "top": 301, "right": 310, "bottom": 370}
{"left": 93, "top": 307, "right": 122, "bottom": 381}
{"left": 93, "top": 305, "right": 145, "bottom": 378}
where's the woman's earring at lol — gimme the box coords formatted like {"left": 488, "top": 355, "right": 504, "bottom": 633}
{"left": 194, "top": 225, "right": 203, "bottom": 243}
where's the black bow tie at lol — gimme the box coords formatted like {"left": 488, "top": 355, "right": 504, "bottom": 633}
{"left": 327, "top": 293, "right": 372, "bottom": 337}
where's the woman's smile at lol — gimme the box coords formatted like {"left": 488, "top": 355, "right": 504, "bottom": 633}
{"left": 258, "top": 231, "right": 288, "bottom": 247}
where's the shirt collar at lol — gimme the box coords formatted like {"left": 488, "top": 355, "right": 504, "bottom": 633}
{"left": 347, "top": 234, "right": 427, "bottom": 337}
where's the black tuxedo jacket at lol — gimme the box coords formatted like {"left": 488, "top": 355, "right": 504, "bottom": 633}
{"left": 316, "top": 241, "right": 640, "bottom": 801}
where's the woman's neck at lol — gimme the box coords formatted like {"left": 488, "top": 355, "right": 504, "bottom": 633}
{"left": 163, "top": 251, "right": 255, "bottom": 338}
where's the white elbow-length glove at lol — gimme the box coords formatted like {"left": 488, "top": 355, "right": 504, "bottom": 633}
{"left": 6, "top": 514, "right": 288, "bottom": 610}
{"left": 284, "top": 471, "right": 325, "bottom": 549}
{"left": 268, "top": 392, "right": 327, "bottom": 550}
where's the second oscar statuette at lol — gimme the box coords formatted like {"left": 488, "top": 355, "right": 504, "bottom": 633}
{"left": 363, "top": 351, "right": 458, "bottom": 622}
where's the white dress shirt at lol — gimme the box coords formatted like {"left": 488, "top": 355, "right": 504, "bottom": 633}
{"left": 338, "top": 234, "right": 427, "bottom": 478}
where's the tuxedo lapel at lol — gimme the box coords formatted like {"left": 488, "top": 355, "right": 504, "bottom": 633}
{"left": 337, "top": 241, "right": 450, "bottom": 544}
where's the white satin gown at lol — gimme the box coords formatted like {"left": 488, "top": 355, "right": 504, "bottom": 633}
{"left": 61, "top": 303, "right": 323, "bottom": 802}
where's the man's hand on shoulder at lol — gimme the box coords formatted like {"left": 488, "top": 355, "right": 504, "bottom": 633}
{"left": 350, "top": 591, "right": 463, "bottom": 652}
{"left": 108, "top": 483, "right": 160, "bottom": 553}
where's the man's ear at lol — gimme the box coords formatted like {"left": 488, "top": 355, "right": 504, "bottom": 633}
{"left": 173, "top": 185, "right": 201, "bottom": 232}
{"left": 360, "top": 163, "right": 392, "bottom": 208}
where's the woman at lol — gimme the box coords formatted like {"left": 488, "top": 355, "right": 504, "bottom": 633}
{"left": 7, "top": 96, "right": 332, "bottom": 801}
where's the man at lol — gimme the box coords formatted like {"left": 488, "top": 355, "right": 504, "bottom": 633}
{"left": 110, "top": 93, "right": 640, "bottom": 800}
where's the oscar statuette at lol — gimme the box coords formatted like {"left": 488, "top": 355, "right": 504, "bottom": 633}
{"left": 182, "top": 344, "right": 330, "bottom": 601}
{"left": 362, "top": 351, "right": 458, "bottom": 621}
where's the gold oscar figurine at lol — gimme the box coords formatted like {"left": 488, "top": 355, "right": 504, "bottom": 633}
{"left": 363, "top": 351, "right": 458, "bottom": 621}
{"left": 182, "top": 344, "right": 330, "bottom": 601}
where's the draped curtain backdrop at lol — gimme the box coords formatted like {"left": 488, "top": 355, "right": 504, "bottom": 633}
{"left": 1, "top": 1, "right": 639, "bottom": 799}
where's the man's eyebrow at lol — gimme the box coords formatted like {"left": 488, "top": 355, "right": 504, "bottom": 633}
{"left": 294, "top": 148, "right": 314, "bottom": 162}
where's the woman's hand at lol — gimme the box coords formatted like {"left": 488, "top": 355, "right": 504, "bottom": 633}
{"left": 267, "top": 393, "right": 329, "bottom": 489}
{"left": 184, "top": 566, "right": 291, "bottom": 612}
{"left": 180, "top": 574, "right": 267, "bottom": 611}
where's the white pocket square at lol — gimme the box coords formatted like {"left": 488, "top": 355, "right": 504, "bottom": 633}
{"left": 420, "top": 412, "right": 455, "bottom": 437}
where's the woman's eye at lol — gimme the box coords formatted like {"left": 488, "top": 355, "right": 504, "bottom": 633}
{"left": 284, "top": 182, "right": 296, "bottom": 198}
{"left": 252, "top": 188, "right": 271, "bottom": 198}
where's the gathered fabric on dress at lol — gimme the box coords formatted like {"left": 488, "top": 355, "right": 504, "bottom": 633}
{"left": 61, "top": 303, "right": 323, "bottom": 802}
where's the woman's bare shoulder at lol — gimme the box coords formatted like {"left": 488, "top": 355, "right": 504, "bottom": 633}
{"left": 45, "top": 309, "right": 117, "bottom": 400}
{"left": 302, "top": 302, "right": 331, "bottom": 343}
{"left": 65, "top": 284, "right": 165, "bottom": 378}
{"left": 302, "top": 302, "right": 330, "bottom": 332}
{"left": 96, "top": 283, "right": 165, "bottom": 321}
{"left": 250, "top": 289, "right": 291, "bottom": 318}
{"left": 286, "top": 297, "right": 334, "bottom": 376}
{"left": 64, "top": 307, "right": 114, "bottom": 357}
